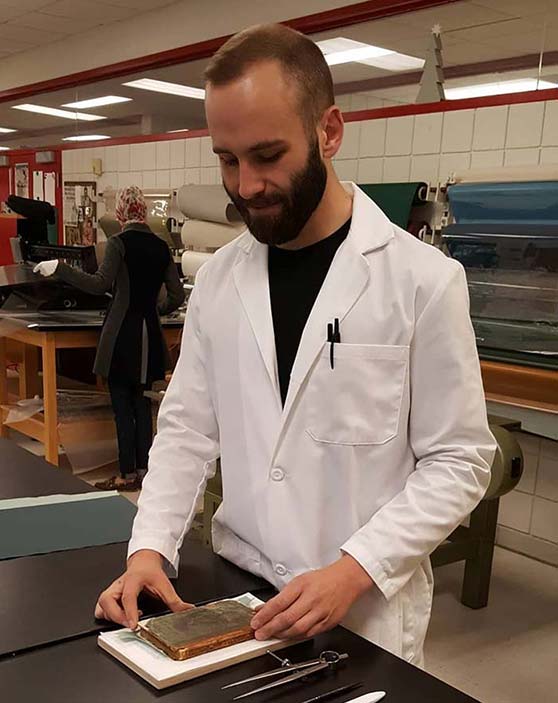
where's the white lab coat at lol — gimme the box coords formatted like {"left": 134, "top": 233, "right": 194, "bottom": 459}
{"left": 129, "top": 183, "right": 495, "bottom": 665}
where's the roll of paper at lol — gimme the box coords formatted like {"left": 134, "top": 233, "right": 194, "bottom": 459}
{"left": 181, "top": 219, "right": 245, "bottom": 249}
{"left": 448, "top": 181, "right": 558, "bottom": 224}
{"left": 451, "top": 165, "right": 558, "bottom": 184}
{"left": 181, "top": 250, "right": 213, "bottom": 279}
{"left": 177, "top": 185, "right": 242, "bottom": 225}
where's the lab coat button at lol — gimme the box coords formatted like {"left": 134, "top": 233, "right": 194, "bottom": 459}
{"left": 271, "top": 468, "right": 285, "bottom": 481}
{"left": 275, "top": 563, "right": 288, "bottom": 576}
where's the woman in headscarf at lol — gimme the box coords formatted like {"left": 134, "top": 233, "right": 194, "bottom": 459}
{"left": 35, "top": 185, "right": 185, "bottom": 490}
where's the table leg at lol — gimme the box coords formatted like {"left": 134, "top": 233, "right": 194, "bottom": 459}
{"left": 0, "top": 336, "right": 8, "bottom": 438}
{"left": 461, "top": 498, "right": 500, "bottom": 609}
{"left": 42, "top": 335, "right": 59, "bottom": 466}
{"left": 19, "top": 343, "right": 39, "bottom": 399}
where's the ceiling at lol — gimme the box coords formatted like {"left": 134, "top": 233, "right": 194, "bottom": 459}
{"left": 1, "top": 0, "right": 558, "bottom": 149}
{"left": 0, "top": 0, "right": 178, "bottom": 59}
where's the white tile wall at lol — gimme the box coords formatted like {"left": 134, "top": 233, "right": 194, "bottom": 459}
{"left": 333, "top": 159, "right": 358, "bottom": 181}
{"left": 104, "top": 144, "right": 118, "bottom": 172}
{"left": 383, "top": 155, "right": 411, "bottom": 182}
{"left": 357, "top": 157, "right": 383, "bottom": 183}
{"left": 156, "top": 140, "right": 171, "bottom": 170}
{"left": 441, "top": 109, "right": 475, "bottom": 153}
{"left": 184, "top": 167, "right": 201, "bottom": 184}
{"left": 499, "top": 490, "right": 534, "bottom": 533}
{"left": 142, "top": 171, "right": 157, "bottom": 188}
{"left": 359, "top": 119, "right": 386, "bottom": 157}
{"left": 412, "top": 113, "right": 443, "bottom": 155}
{"left": 116, "top": 144, "right": 130, "bottom": 172}
{"left": 472, "top": 105, "right": 508, "bottom": 150}
{"left": 127, "top": 171, "right": 143, "bottom": 188}
{"left": 470, "top": 149, "right": 504, "bottom": 168}
{"left": 531, "top": 497, "right": 558, "bottom": 543}
{"left": 542, "top": 100, "right": 558, "bottom": 146}
{"left": 504, "top": 148, "right": 540, "bottom": 167}
{"left": 170, "top": 168, "right": 185, "bottom": 188}
{"left": 337, "top": 122, "right": 361, "bottom": 160}
{"left": 170, "top": 140, "right": 185, "bottom": 170}
{"left": 540, "top": 147, "right": 558, "bottom": 164}
{"left": 385, "top": 116, "right": 414, "bottom": 156}
{"left": 506, "top": 102, "right": 545, "bottom": 148}
{"left": 410, "top": 154, "right": 440, "bottom": 183}
{"left": 156, "top": 170, "right": 171, "bottom": 188}
{"left": 536, "top": 456, "right": 558, "bottom": 502}
{"left": 439, "top": 152, "right": 471, "bottom": 181}
{"left": 541, "top": 438, "right": 558, "bottom": 461}
{"left": 185, "top": 139, "right": 201, "bottom": 168}
{"left": 516, "top": 451, "right": 539, "bottom": 495}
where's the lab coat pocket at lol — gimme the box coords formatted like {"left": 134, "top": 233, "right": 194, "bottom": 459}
{"left": 306, "top": 343, "right": 409, "bottom": 446}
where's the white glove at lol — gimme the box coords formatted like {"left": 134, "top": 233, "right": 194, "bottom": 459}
{"left": 33, "top": 260, "right": 59, "bottom": 277}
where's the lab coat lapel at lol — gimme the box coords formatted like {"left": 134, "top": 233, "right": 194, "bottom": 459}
{"left": 281, "top": 183, "right": 395, "bottom": 425}
{"left": 233, "top": 237, "right": 280, "bottom": 403}
{"left": 281, "top": 232, "right": 370, "bottom": 420}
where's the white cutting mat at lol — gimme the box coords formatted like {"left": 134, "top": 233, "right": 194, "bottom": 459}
{"left": 98, "top": 593, "right": 295, "bottom": 690}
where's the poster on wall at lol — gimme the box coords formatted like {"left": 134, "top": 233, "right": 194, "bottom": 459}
{"left": 33, "top": 171, "right": 44, "bottom": 201}
{"left": 15, "top": 163, "right": 29, "bottom": 199}
{"left": 64, "top": 181, "right": 97, "bottom": 246}
{"left": 44, "top": 172, "right": 56, "bottom": 206}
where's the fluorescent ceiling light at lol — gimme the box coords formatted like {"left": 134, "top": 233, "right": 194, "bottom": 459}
{"left": 446, "top": 78, "right": 558, "bottom": 100}
{"left": 0, "top": 146, "right": 10, "bottom": 151}
{"left": 167, "top": 128, "right": 190, "bottom": 133}
{"left": 12, "top": 104, "right": 106, "bottom": 121}
{"left": 0, "top": 127, "right": 16, "bottom": 133}
{"left": 123, "top": 78, "right": 205, "bottom": 100}
{"left": 317, "top": 37, "right": 424, "bottom": 72}
{"left": 62, "top": 95, "right": 131, "bottom": 109}
{"left": 62, "top": 135, "right": 111, "bottom": 141}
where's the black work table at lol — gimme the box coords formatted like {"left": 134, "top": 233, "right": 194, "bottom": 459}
{"left": 0, "top": 440, "right": 481, "bottom": 702}
{"left": 2, "top": 623, "right": 479, "bottom": 703}
{"left": 0, "top": 437, "right": 97, "bottom": 499}
{"left": 0, "top": 536, "right": 268, "bottom": 658}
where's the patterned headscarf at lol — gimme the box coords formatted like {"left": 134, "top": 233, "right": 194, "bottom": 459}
{"left": 115, "top": 185, "right": 148, "bottom": 227}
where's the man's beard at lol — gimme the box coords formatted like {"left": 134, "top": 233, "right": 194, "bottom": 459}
{"left": 224, "top": 139, "right": 327, "bottom": 246}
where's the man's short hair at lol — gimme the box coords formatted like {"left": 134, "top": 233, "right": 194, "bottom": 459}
{"left": 204, "top": 24, "right": 335, "bottom": 132}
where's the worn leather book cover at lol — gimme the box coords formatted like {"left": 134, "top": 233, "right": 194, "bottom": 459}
{"left": 138, "top": 600, "right": 255, "bottom": 660}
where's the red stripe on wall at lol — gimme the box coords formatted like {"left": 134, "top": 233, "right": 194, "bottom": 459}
{"left": 343, "top": 87, "right": 558, "bottom": 122}
{"left": 1, "top": 86, "right": 551, "bottom": 155}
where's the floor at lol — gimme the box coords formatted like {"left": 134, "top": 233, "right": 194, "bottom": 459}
{"left": 8, "top": 431, "right": 558, "bottom": 702}
{"left": 425, "top": 547, "right": 558, "bottom": 703}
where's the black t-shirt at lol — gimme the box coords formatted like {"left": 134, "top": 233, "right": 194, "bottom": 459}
{"left": 268, "top": 219, "right": 351, "bottom": 405}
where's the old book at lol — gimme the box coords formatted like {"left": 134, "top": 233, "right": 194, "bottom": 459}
{"left": 98, "top": 593, "right": 294, "bottom": 689}
{"left": 137, "top": 599, "right": 255, "bottom": 661}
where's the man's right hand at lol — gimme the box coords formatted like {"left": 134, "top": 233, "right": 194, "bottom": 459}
{"left": 94, "top": 549, "right": 193, "bottom": 629}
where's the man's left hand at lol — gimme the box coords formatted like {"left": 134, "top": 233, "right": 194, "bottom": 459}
{"left": 250, "top": 554, "right": 373, "bottom": 640}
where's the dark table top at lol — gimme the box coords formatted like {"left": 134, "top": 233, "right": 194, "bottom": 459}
{"left": 0, "top": 437, "right": 97, "bottom": 500}
{"left": 0, "top": 537, "right": 268, "bottom": 658}
{"left": 1, "top": 624, "right": 479, "bottom": 703}
{"left": 0, "top": 309, "right": 185, "bottom": 332}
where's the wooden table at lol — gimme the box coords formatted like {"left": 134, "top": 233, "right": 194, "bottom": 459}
{"left": 0, "top": 315, "right": 182, "bottom": 465}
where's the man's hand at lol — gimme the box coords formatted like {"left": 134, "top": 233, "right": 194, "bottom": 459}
{"left": 94, "top": 549, "right": 193, "bottom": 629}
{"left": 250, "top": 554, "right": 373, "bottom": 641}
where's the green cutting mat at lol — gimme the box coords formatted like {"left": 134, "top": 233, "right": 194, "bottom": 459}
{"left": 358, "top": 182, "right": 426, "bottom": 229}
{"left": 0, "top": 492, "right": 137, "bottom": 560}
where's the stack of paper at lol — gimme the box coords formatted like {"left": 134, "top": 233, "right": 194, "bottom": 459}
{"left": 98, "top": 593, "right": 293, "bottom": 690}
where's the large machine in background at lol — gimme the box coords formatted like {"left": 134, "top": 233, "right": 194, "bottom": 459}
{"left": 442, "top": 167, "right": 558, "bottom": 371}
{"left": 0, "top": 195, "right": 107, "bottom": 317}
